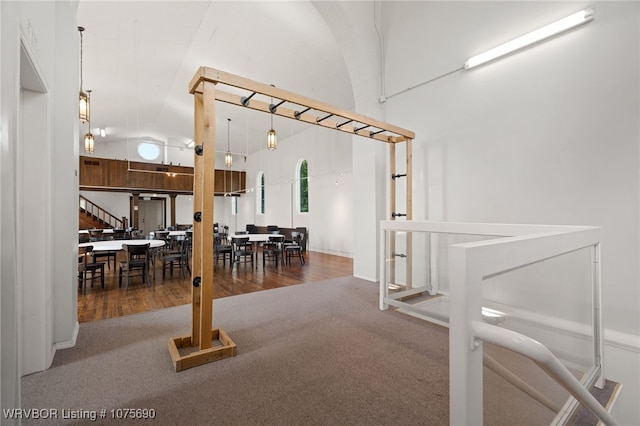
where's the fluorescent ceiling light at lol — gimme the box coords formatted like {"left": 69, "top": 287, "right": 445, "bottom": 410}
{"left": 465, "top": 8, "right": 594, "bottom": 69}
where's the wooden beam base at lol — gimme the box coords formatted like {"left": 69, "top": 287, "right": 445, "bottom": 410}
{"left": 168, "top": 329, "right": 237, "bottom": 372}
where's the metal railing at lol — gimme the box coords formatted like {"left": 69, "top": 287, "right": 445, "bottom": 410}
{"left": 379, "top": 220, "right": 617, "bottom": 425}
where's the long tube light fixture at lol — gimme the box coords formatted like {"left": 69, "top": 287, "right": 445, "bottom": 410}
{"left": 464, "top": 8, "right": 594, "bottom": 69}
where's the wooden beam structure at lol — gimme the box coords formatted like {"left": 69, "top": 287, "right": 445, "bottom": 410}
{"left": 189, "top": 67, "right": 415, "bottom": 143}
{"left": 169, "top": 66, "right": 415, "bottom": 371}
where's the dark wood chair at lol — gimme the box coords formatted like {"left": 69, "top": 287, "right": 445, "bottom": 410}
{"left": 154, "top": 230, "right": 170, "bottom": 250}
{"left": 78, "top": 245, "right": 105, "bottom": 291}
{"left": 230, "top": 236, "right": 253, "bottom": 270}
{"left": 263, "top": 235, "right": 284, "bottom": 267}
{"left": 214, "top": 234, "right": 232, "bottom": 267}
{"left": 162, "top": 237, "right": 191, "bottom": 279}
{"left": 119, "top": 243, "right": 151, "bottom": 290}
{"left": 284, "top": 232, "right": 305, "bottom": 265}
{"left": 92, "top": 236, "right": 117, "bottom": 270}
{"left": 88, "top": 229, "right": 104, "bottom": 241}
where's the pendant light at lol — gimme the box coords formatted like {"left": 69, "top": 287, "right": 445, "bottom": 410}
{"left": 224, "top": 118, "right": 233, "bottom": 168}
{"left": 84, "top": 90, "right": 94, "bottom": 153}
{"left": 78, "top": 26, "right": 90, "bottom": 123}
{"left": 267, "top": 88, "right": 277, "bottom": 151}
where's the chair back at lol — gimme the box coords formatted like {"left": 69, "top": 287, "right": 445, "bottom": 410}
{"left": 231, "top": 236, "right": 251, "bottom": 252}
{"left": 78, "top": 245, "right": 94, "bottom": 271}
{"left": 89, "top": 229, "right": 104, "bottom": 241}
{"left": 112, "top": 229, "right": 126, "bottom": 239}
{"left": 79, "top": 232, "right": 91, "bottom": 243}
{"left": 155, "top": 230, "right": 169, "bottom": 240}
{"left": 122, "top": 243, "right": 150, "bottom": 263}
{"left": 179, "top": 236, "right": 192, "bottom": 257}
{"left": 214, "top": 234, "right": 228, "bottom": 247}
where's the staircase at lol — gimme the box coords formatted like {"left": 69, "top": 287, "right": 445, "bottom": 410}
{"left": 79, "top": 195, "right": 126, "bottom": 230}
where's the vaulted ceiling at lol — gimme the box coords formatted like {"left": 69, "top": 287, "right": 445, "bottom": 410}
{"left": 76, "top": 1, "right": 355, "bottom": 158}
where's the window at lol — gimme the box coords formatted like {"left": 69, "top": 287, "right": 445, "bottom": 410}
{"left": 256, "top": 171, "right": 265, "bottom": 215}
{"left": 231, "top": 196, "right": 237, "bottom": 216}
{"left": 137, "top": 142, "right": 160, "bottom": 161}
{"left": 298, "top": 159, "right": 309, "bottom": 213}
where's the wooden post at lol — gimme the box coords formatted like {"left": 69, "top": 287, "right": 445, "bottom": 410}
{"left": 389, "top": 143, "right": 396, "bottom": 286}
{"left": 405, "top": 139, "right": 413, "bottom": 288}
{"left": 168, "top": 79, "right": 236, "bottom": 372}
{"left": 132, "top": 192, "right": 140, "bottom": 229}
{"left": 191, "top": 90, "right": 204, "bottom": 346}
{"left": 198, "top": 80, "right": 215, "bottom": 350}
{"left": 169, "top": 194, "right": 177, "bottom": 227}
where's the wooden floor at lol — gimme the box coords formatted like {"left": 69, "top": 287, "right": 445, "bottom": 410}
{"left": 78, "top": 250, "right": 353, "bottom": 323}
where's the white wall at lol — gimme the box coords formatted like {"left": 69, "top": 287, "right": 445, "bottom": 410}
{"left": 1, "top": 0, "right": 79, "bottom": 417}
{"left": 314, "top": 1, "right": 387, "bottom": 279}
{"left": 380, "top": 2, "right": 639, "bottom": 423}
{"left": 241, "top": 125, "right": 353, "bottom": 256}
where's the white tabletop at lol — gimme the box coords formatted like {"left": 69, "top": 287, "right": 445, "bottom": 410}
{"left": 79, "top": 239, "right": 165, "bottom": 252}
{"left": 79, "top": 229, "right": 115, "bottom": 234}
{"left": 150, "top": 230, "right": 190, "bottom": 237}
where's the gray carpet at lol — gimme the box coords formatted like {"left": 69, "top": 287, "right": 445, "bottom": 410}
{"left": 22, "top": 277, "right": 450, "bottom": 425}
{"left": 21, "top": 277, "right": 592, "bottom": 425}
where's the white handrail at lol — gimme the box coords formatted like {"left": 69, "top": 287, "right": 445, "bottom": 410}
{"left": 472, "top": 321, "right": 617, "bottom": 426}
{"left": 380, "top": 220, "right": 612, "bottom": 424}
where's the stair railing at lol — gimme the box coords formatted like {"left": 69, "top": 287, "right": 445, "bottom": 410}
{"left": 79, "top": 195, "right": 124, "bottom": 229}
{"left": 380, "top": 221, "right": 617, "bottom": 425}
{"left": 472, "top": 321, "right": 617, "bottom": 425}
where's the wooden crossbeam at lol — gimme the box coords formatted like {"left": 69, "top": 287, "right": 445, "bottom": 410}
{"left": 189, "top": 66, "right": 415, "bottom": 143}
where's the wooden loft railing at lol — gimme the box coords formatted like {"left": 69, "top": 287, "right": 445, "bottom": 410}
{"left": 79, "top": 156, "right": 245, "bottom": 195}
{"left": 79, "top": 195, "right": 126, "bottom": 229}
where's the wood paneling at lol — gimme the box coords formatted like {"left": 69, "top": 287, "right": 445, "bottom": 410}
{"left": 213, "top": 169, "right": 245, "bottom": 196}
{"left": 79, "top": 156, "right": 245, "bottom": 195}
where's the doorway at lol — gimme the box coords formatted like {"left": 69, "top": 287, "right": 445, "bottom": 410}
{"left": 138, "top": 198, "right": 165, "bottom": 235}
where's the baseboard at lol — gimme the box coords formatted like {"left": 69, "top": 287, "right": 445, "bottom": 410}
{"left": 54, "top": 321, "right": 79, "bottom": 351}
{"left": 353, "top": 273, "right": 377, "bottom": 283}
{"left": 604, "top": 328, "right": 640, "bottom": 353}
{"left": 309, "top": 247, "right": 353, "bottom": 258}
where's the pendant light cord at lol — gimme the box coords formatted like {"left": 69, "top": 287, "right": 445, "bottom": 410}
{"left": 79, "top": 27, "right": 84, "bottom": 91}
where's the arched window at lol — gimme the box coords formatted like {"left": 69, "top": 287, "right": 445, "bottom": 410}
{"left": 297, "top": 159, "right": 309, "bottom": 213}
{"left": 256, "top": 171, "right": 265, "bottom": 215}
